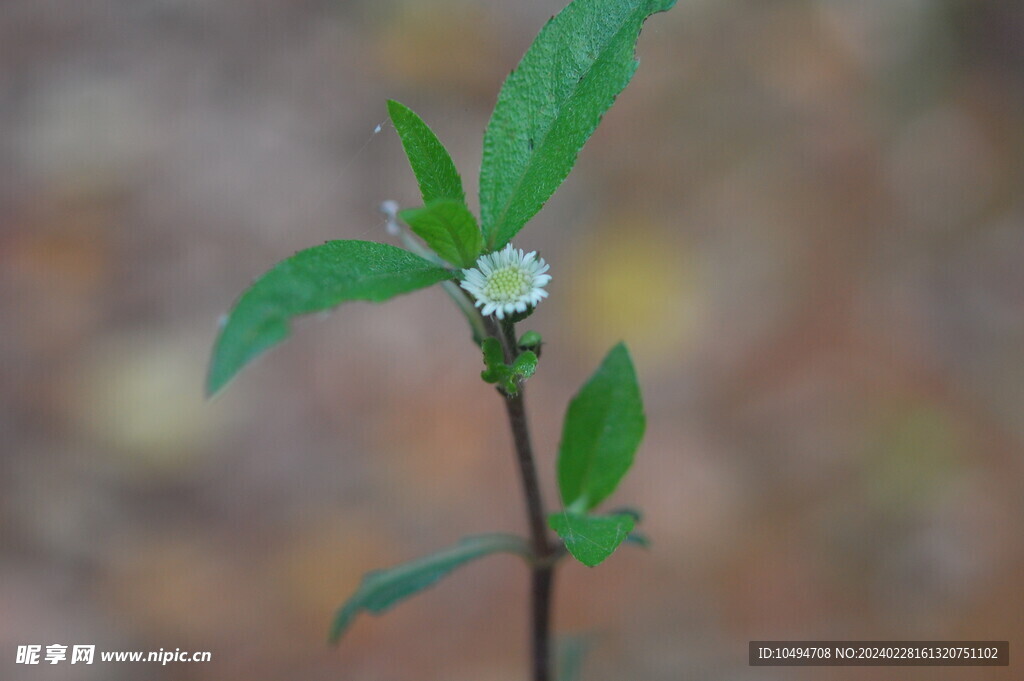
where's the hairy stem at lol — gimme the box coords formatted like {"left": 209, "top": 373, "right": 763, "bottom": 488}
{"left": 489, "top": 316, "right": 555, "bottom": 681}
{"left": 505, "top": 390, "right": 556, "bottom": 681}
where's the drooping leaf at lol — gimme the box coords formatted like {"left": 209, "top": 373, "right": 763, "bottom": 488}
{"left": 557, "top": 343, "right": 645, "bottom": 510}
{"left": 479, "top": 0, "right": 676, "bottom": 249}
{"left": 399, "top": 199, "right": 483, "bottom": 268}
{"left": 207, "top": 240, "right": 452, "bottom": 395}
{"left": 329, "top": 533, "right": 531, "bottom": 644}
{"left": 388, "top": 99, "right": 466, "bottom": 204}
{"left": 549, "top": 511, "right": 635, "bottom": 567}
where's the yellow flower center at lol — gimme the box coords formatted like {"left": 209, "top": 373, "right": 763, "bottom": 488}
{"left": 484, "top": 266, "right": 532, "bottom": 303}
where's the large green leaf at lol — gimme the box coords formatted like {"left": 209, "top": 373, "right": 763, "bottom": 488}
{"left": 329, "top": 533, "right": 531, "bottom": 643}
{"left": 388, "top": 99, "right": 466, "bottom": 204}
{"left": 557, "top": 343, "right": 645, "bottom": 510}
{"left": 207, "top": 240, "right": 452, "bottom": 395}
{"left": 549, "top": 511, "right": 635, "bottom": 567}
{"left": 399, "top": 199, "right": 483, "bottom": 268}
{"left": 479, "top": 0, "right": 675, "bottom": 249}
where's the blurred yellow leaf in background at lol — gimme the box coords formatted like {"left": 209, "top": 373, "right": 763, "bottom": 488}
{"left": 567, "top": 215, "right": 701, "bottom": 368}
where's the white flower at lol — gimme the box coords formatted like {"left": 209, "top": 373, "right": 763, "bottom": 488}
{"left": 460, "top": 244, "right": 551, "bottom": 320}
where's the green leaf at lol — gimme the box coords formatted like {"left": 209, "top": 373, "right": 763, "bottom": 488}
{"left": 479, "top": 0, "right": 676, "bottom": 249}
{"left": 549, "top": 511, "right": 635, "bottom": 567}
{"left": 480, "top": 338, "right": 538, "bottom": 395}
{"left": 503, "top": 351, "right": 539, "bottom": 395}
{"left": 607, "top": 507, "right": 649, "bottom": 546}
{"left": 207, "top": 240, "right": 452, "bottom": 396}
{"left": 388, "top": 99, "right": 466, "bottom": 205}
{"left": 399, "top": 199, "right": 483, "bottom": 268}
{"left": 557, "top": 343, "right": 645, "bottom": 510}
{"left": 511, "top": 351, "right": 538, "bottom": 380}
{"left": 518, "top": 330, "right": 544, "bottom": 351}
{"left": 329, "top": 533, "right": 531, "bottom": 644}
{"left": 480, "top": 338, "right": 507, "bottom": 384}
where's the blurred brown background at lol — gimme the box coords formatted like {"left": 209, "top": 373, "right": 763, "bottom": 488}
{"left": 2, "top": 1, "right": 1023, "bottom": 679}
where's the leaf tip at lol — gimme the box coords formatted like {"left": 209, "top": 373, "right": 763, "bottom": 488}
{"left": 203, "top": 374, "right": 222, "bottom": 400}
{"left": 204, "top": 351, "right": 232, "bottom": 399}
{"left": 328, "top": 605, "right": 357, "bottom": 646}
{"left": 604, "top": 342, "right": 638, "bottom": 380}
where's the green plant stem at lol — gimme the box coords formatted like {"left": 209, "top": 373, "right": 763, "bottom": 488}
{"left": 489, "top": 316, "right": 555, "bottom": 681}
{"left": 500, "top": 317, "right": 520, "bottom": 358}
